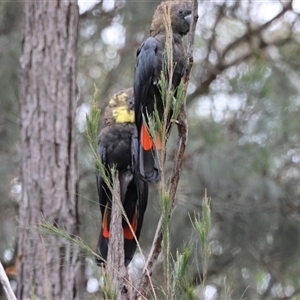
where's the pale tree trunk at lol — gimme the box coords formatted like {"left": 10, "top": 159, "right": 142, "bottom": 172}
{"left": 18, "top": 1, "right": 84, "bottom": 299}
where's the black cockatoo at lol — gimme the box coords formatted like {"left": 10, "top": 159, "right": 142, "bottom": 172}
{"left": 134, "top": 1, "right": 192, "bottom": 183}
{"left": 95, "top": 88, "right": 148, "bottom": 267}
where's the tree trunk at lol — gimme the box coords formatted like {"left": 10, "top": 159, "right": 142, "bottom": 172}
{"left": 18, "top": 1, "right": 84, "bottom": 299}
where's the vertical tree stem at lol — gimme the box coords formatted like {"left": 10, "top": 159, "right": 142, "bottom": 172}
{"left": 134, "top": 1, "right": 199, "bottom": 298}
{"left": 18, "top": 1, "right": 84, "bottom": 298}
{"left": 106, "top": 171, "right": 130, "bottom": 300}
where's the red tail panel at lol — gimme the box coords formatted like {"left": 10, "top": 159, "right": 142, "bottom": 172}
{"left": 141, "top": 122, "right": 153, "bottom": 151}
{"left": 123, "top": 213, "right": 138, "bottom": 239}
{"left": 102, "top": 206, "right": 110, "bottom": 238}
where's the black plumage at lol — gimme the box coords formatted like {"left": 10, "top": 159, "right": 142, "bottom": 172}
{"left": 95, "top": 88, "right": 148, "bottom": 267}
{"left": 134, "top": 1, "right": 192, "bottom": 183}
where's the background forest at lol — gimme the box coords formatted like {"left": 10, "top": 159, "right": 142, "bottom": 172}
{"left": 1, "top": 0, "right": 300, "bottom": 299}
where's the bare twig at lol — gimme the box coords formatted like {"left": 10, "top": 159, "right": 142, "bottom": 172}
{"left": 0, "top": 262, "right": 17, "bottom": 300}
{"left": 134, "top": 1, "right": 199, "bottom": 298}
{"left": 189, "top": 1, "right": 295, "bottom": 100}
{"left": 221, "top": 1, "right": 292, "bottom": 59}
{"left": 190, "top": 33, "right": 294, "bottom": 101}
{"left": 205, "top": 3, "right": 225, "bottom": 63}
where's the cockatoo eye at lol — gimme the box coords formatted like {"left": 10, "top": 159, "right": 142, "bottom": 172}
{"left": 128, "top": 99, "right": 135, "bottom": 109}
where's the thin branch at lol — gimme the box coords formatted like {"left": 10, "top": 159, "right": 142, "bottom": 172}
{"left": 189, "top": 34, "right": 293, "bottom": 101}
{"left": 134, "top": 1, "right": 199, "bottom": 298}
{"left": 221, "top": 1, "right": 292, "bottom": 59}
{"left": 205, "top": 3, "right": 225, "bottom": 63}
{"left": 188, "top": 1, "right": 295, "bottom": 100}
{"left": 0, "top": 262, "right": 17, "bottom": 300}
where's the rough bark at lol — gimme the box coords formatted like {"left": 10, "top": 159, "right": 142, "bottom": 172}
{"left": 106, "top": 172, "right": 130, "bottom": 300}
{"left": 18, "top": 1, "right": 84, "bottom": 299}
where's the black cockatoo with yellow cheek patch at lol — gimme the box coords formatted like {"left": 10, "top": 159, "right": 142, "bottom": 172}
{"left": 134, "top": 1, "right": 192, "bottom": 184}
{"left": 95, "top": 88, "right": 148, "bottom": 267}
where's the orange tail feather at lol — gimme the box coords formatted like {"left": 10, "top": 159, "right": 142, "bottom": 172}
{"left": 141, "top": 122, "right": 153, "bottom": 151}
{"left": 141, "top": 122, "right": 163, "bottom": 150}
{"left": 123, "top": 213, "right": 138, "bottom": 239}
{"left": 102, "top": 206, "right": 110, "bottom": 238}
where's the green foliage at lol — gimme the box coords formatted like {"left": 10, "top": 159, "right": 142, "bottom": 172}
{"left": 84, "top": 86, "right": 114, "bottom": 189}
{"left": 194, "top": 193, "right": 211, "bottom": 266}
{"left": 160, "top": 188, "right": 171, "bottom": 296}
{"left": 171, "top": 244, "right": 193, "bottom": 300}
{"left": 101, "top": 273, "right": 118, "bottom": 300}
{"left": 39, "top": 221, "right": 97, "bottom": 257}
{"left": 84, "top": 86, "right": 101, "bottom": 151}
{"left": 172, "top": 80, "right": 185, "bottom": 120}
{"left": 222, "top": 279, "right": 233, "bottom": 300}
{"left": 162, "top": 4, "right": 173, "bottom": 82}
{"left": 192, "top": 192, "right": 212, "bottom": 299}
{"left": 186, "top": 285, "right": 197, "bottom": 300}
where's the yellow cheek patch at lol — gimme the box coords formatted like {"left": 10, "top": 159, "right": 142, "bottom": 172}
{"left": 112, "top": 106, "right": 135, "bottom": 123}
{"left": 117, "top": 93, "right": 127, "bottom": 103}
{"left": 109, "top": 92, "right": 128, "bottom": 107}
{"left": 109, "top": 98, "right": 116, "bottom": 106}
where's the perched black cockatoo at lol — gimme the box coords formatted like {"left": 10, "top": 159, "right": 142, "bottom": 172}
{"left": 95, "top": 88, "right": 148, "bottom": 267}
{"left": 134, "top": 1, "right": 192, "bottom": 183}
